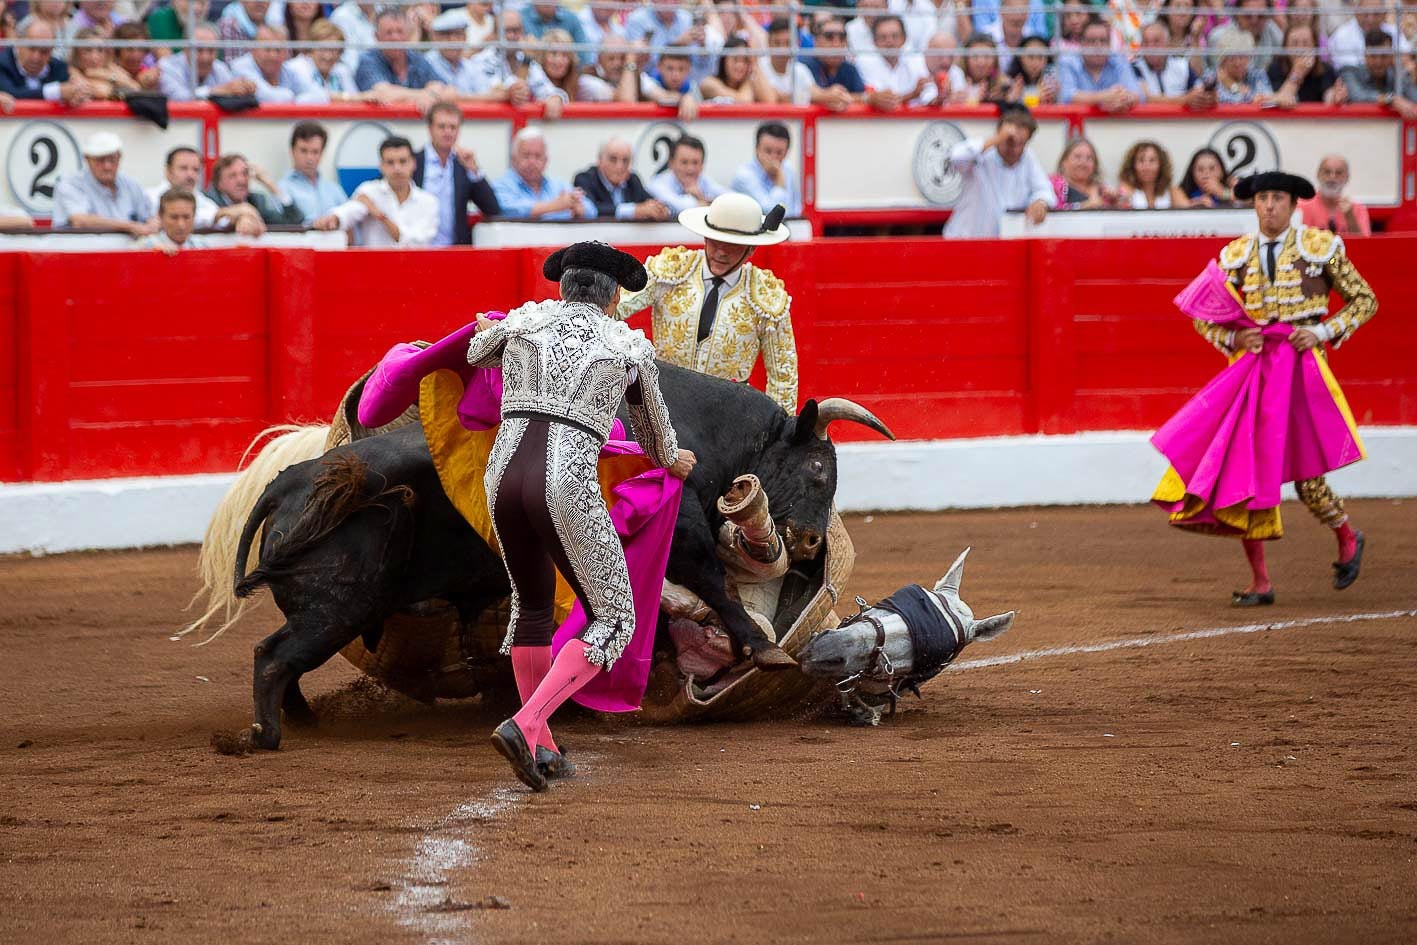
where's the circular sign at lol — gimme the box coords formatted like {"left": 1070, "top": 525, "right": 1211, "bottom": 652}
{"left": 5, "top": 120, "right": 82, "bottom": 217}
{"left": 334, "top": 120, "right": 395, "bottom": 196}
{"left": 1207, "top": 121, "right": 1281, "bottom": 180}
{"left": 634, "top": 121, "right": 686, "bottom": 181}
{"left": 912, "top": 120, "right": 967, "bottom": 207}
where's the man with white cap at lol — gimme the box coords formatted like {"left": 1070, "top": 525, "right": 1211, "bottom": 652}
{"left": 615, "top": 191, "right": 798, "bottom": 413}
{"left": 51, "top": 131, "right": 156, "bottom": 235}
{"left": 423, "top": 9, "right": 479, "bottom": 90}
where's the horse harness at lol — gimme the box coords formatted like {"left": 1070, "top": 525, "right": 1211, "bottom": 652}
{"left": 830, "top": 584, "right": 967, "bottom": 719}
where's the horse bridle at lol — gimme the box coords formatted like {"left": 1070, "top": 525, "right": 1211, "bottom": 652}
{"left": 828, "top": 594, "right": 960, "bottom": 720}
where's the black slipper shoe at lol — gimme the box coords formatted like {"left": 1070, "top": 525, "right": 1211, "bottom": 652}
{"left": 536, "top": 746, "right": 576, "bottom": 780}
{"left": 1333, "top": 531, "right": 1365, "bottom": 590}
{"left": 491, "top": 719, "right": 547, "bottom": 792}
{"left": 1231, "top": 590, "right": 1276, "bottom": 607}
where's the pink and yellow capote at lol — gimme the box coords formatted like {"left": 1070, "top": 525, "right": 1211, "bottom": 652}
{"left": 357, "top": 313, "right": 683, "bottom": 712}
{"left": 1150, "top": 261, "right": 1366, "bottom": 539}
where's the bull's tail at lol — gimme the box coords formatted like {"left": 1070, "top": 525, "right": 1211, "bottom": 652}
{"left": 234, "top": 452, "right": 415, "bottom": 599}
{"left": 176, "top": 425, "right": 330, "bottom": 645}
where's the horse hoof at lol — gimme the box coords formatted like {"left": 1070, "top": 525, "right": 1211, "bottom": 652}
{"left": 750, "top": 645, "right": 797, "bottom": 672}
{"left": 249, "top": 723, "right": 282, "bottom": 751}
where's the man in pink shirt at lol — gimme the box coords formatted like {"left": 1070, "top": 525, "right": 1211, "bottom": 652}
{"left": 1298, "top": 154, "right": 1372, "bottom": 236}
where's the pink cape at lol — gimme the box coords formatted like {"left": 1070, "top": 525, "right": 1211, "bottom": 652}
{"left": 357, "top": 315, "right": 683, "bottom": 712}
{"left": 1151, "top": 262, "right": 1365, "bottom": 531}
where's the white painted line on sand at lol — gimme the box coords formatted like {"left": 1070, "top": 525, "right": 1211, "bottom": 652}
{"left": 949, "top": 609, "right": 1417, "bottom": 672}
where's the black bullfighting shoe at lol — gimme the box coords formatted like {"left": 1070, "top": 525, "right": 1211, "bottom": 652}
{"left": 1231, "top": 589, "right": 1276, "bottom": 607}
{"left": 491, "top": 719, "right": 547, "bottom": 792}
{"left": 1332, "top": 532, "right": 1365, "bottom": 590}
{"left": 536, "top": 746, "right": 577, "bottom": 781}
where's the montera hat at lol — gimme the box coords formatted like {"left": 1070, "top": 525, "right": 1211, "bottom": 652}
{"left": 1234, "top": 171, "right": 1316, "bottom": 200}
{"left": 543, "top": 240, "right": 648, "bottom": 291}
{"left": 679, "top": 192, "right": 790, "bottom": 246}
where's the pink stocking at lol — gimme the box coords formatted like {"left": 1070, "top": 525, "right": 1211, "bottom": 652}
{"left": 510, "top": 640, "right": 601, "bottom": 755}
{"left": 1242, "top": 538, "right": 1271, "bottom": 593}
{"left": 510, "top": 646, "right": 557, "bottom": 752}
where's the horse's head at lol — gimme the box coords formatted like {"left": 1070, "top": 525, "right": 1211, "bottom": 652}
{"left": 798, "top": 549, "right": 1015, "bottom": 720}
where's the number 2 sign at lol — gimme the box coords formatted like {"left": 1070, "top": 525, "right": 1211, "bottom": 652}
{"left": 6, "top": 121, "right": 82, "bottom": 217}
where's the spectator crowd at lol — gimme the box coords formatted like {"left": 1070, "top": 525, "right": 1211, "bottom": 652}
{"left": 0, "top": 0, "right": 1406, "bottom": 245}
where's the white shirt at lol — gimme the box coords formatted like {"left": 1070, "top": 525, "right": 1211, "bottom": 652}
{"left": 287, "top": 54, "right": 360, "bottom": 102}
{"left": 145, "top": 180, "right": 221, "bottom": 228}
{"left": 1258, "top": 226, "right": 1290, "bottom": 281}
{"left": 698, "top": 255, "right": 745, "bottom": 327}
{"left": 942, "top": 137, "right": 1053, "bottom": 238}
{"left": 1329, "top": 20, "right": 1410, "bottom": 70}
{"left": 1133, "top": 56, "right": 1191, "bottom": 97}
{"left": 847, "top": 15, "right": 877, "bottom": 57}
{"left": 329, "top": 1, "right": 377, "bottom": 72}
{"left": 857, "top": 51, "right": 937, "bottom": 102}
{"left": 330, "top": 179, "right": 439, "bottom": 247}
{"left": 763, "top": 58, "right": 818, "bottom": 104}
{"left": 902, "top": 0, "right": 963, "bottom": 51}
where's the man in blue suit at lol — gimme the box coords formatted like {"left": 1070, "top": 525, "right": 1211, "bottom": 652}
{"left": 413, "top": 102, "right": 502, "bottom": 246}
{"left": 0, "top": 18, "right": 93, "bottom": 105}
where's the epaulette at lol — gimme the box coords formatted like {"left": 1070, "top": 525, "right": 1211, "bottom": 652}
{"left": 645, "top": 245, "right": 700, "bottom": 285}
{"left": 1297, "top": 225, "right": 1343, "bottom": 265}
{"left": 1219, "top": 234, "right": 1255, "bottom": 271}
{"left": 747, "top": 265, "right": 790, "bottom": 320}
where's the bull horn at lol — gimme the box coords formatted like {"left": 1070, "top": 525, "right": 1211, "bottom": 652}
{"left": 812, "top": 398, "right": 895, "bottom": 441}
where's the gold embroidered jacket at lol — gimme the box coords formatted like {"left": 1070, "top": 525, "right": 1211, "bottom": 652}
{"left": 1195, "top": 225, "right": 1377, "bottom": 355}
{"left": 614, "top": 246, "right": 799, "bottom": 413}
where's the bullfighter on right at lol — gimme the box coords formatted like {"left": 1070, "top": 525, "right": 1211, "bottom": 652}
{"left": 1151, "top": 170, "right": 1378, "bottom": 607}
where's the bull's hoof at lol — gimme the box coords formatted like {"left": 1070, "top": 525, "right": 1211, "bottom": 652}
{"left": 750, "top": 644, "right": 798, "bottom": 672}
{"left": 248, "top": 722, "right": 282, "bottom": 751}
{"left": 490, "top": 719, "right": 547, "bottom": 792}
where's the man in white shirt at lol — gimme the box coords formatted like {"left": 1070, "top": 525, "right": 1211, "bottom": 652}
{"left": 857, "top": 15, "right": 936, "bottom": 106}
{"left": 138, "top": 189, "right": 211, "bottom": 254}
{"left": 314, "top": 137, "right": 439, "bottom": 247}
{"left": 943, "top": 107, "right": 1052, "bottom": 238}
{"left": 230, "top": 24, "right": 302, "bottom": 103}
{"left": 648, "top": 135, "right": 726, "bottom": 215}
{"left": 1330, "top": 0, "right": 1412, "bottom": 69}
{"left": 146, "top": 145, "right": 262, "bottom": 234}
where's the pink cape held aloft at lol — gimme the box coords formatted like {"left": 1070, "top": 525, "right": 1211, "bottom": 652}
{"left": 1151, "top": 260, "right": 1365, "bottom": 535}
{"left": 357, "top": 313, "right": 683, "bottom": 712}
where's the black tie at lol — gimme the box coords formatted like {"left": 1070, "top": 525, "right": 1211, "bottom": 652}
{"left": 697, "top": 277, "right": 725, "bottom": 343}
{"left": 1265, "top": 240, "right": 1279, "bottom": 283}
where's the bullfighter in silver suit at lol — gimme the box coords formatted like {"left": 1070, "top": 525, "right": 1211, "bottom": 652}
{"left": 470, "top": 241, "right": 697, "bottom": 791}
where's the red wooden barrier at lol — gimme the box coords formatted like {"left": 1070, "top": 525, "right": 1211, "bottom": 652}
{"left": 1, "top": 235, "right": 1413, "bottom": 482}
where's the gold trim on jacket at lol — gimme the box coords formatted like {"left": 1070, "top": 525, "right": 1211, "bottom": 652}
{"left": 615, "top": 246, "right": 800, "bottom": 412}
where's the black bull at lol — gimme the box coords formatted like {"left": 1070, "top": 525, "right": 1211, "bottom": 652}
{"left": 234, "top": 362, "right": 893, "bottom": 749}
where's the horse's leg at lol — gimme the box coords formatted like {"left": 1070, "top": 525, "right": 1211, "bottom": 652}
{"left": 282, "top": 677, "right": 318, "bottom": 728}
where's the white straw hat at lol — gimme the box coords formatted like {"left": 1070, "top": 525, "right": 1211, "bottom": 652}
{"left": 678, "top": 192, "right": 790, "bottom": 247}
{"left": 82, "top": 131, "right": 124, "bottom": 158}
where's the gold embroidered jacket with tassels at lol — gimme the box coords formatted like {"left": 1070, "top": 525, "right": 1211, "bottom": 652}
{"left": 1195, "top": 225, "right": 1378, "bottom": 355}
{"left": 614, "top": 246, "right": 799, "bottom": 413}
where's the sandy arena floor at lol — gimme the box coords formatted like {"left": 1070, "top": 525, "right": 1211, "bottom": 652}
{"left": 2, "top": 502, "right": 1415, "bottom": 945}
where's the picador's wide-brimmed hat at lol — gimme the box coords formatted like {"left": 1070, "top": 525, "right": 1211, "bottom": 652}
{"left": 543, "top": 240, "right": 648, "bottom": 291}
{"left": 679, "top": 192, "right": 790, "bottom": 247}
{"left": 1235, "top": 171, "right": 1316, "bottom": 201}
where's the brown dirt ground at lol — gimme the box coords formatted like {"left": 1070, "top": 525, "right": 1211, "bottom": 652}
{"left": 2, "top": 502, "right": 1415, "bottom": 945}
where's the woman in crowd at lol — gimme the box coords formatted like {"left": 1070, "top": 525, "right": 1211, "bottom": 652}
{"left": 72, "top": 0, "right": 126, "bottom": 37}
{"left": 536, "top": 27, "right": 599, "bottom": 117}
{"left": 1203, "top": 31, "right": 1275, "bottom": 104}
{"left": 699, "top": 35, "right": 777, "bottom": 103}
{"left": 113, "top": 21, "right": 160, "bottom": 89}
{"left": 1178, "top": 147, "right": 1237, "bottom": 206}
{"left": 707, "top": 0, "right": 768, "bottom": 48}
{"left": 1268, "top": 23, "right": 1347, "bottom": 105}
{"left": 284, "top": 0, "right": 327, "bottom": 43}
{"left": 68, "top": 25, "right": 143, "bottom": 98}
{"left": 1004, "top": 36, "right": 1057, "bottom": 106}
{"left": 1051, "top": 138, "right": 1114, "bottom": 209}
{"left": 1118, "top": 140, "right": 1191, "bottom": 209}
{"left": 950, "top": 34, "right": 1008, "bottom": 103}
{"left": 287, "top": 18, "right": 369, "bottom": 102}
{"left": 1053, "top": 3, "right": 1092, "bottom": 54}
